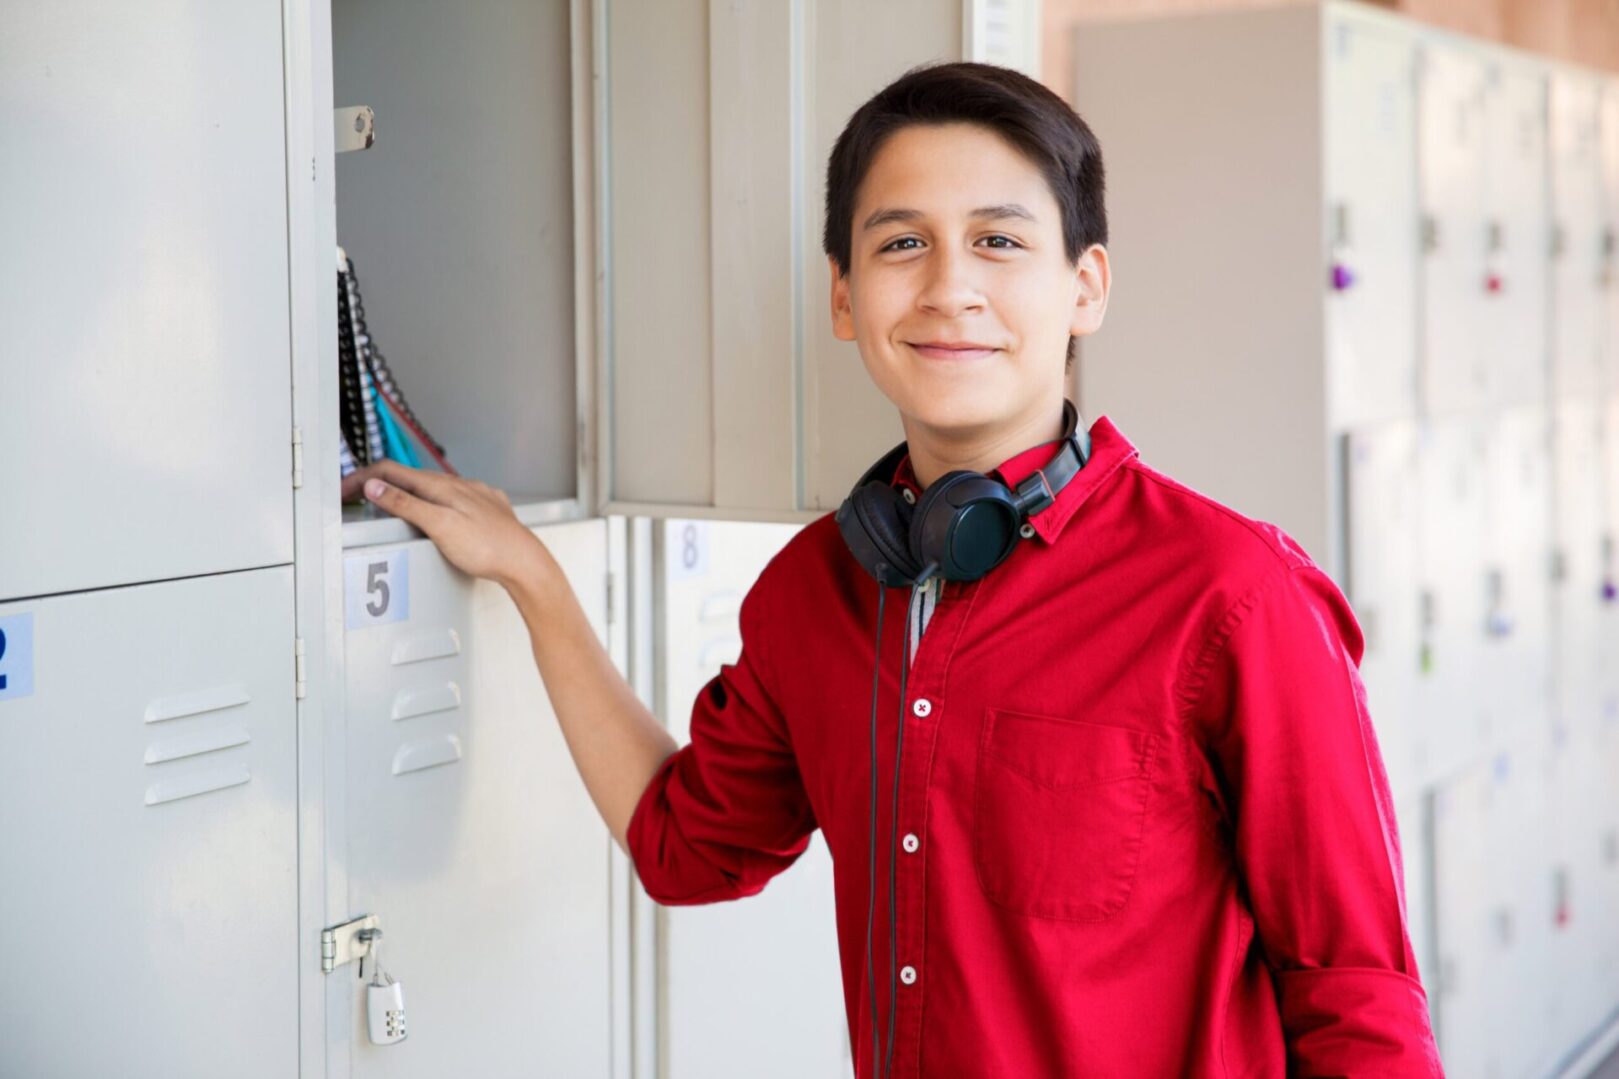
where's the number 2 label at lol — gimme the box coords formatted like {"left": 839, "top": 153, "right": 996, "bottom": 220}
{"left": 0, "top": 612, "right": 36, "bottom": 702}
{"left": 345, "top": 549, "right": 410, "bottom": 629}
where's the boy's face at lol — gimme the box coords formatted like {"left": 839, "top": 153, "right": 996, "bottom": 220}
{"left": 829, "top": 122, "right": 1108, "bottom": 439}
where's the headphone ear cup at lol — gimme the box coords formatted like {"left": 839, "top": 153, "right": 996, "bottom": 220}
{"left": 851, "top": 482, "right": 922, "bottom": 583}
{"left": 911, "top": 472, "right": 1021, "bottom": 581}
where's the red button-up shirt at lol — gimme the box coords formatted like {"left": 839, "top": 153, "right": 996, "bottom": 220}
{"left": 627, "top": 413, "right": 1444, "bottom": 1077}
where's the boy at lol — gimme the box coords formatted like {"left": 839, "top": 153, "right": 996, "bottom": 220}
{"left": 344, "top": 61, "right": 1443, "bottom": 1077}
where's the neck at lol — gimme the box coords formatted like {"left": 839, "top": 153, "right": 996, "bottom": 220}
{"left": 904, "top": 396, "right": 1069, "bottom": 490}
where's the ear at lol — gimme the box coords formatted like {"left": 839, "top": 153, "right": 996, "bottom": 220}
{"left": 1068, "top": 243, "right": 1110, "bottom": 339}
{"left": 829, "top": 255, "right": 856, "bottom": 341}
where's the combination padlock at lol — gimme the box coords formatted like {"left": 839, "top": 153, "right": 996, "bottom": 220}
{"left": 359, "top": 929, "right": 407, "bottom": 1045}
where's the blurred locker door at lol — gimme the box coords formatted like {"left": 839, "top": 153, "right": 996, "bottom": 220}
{"left": 1341, "top": 423, "right": 1425, "bottom": 801}
{"left": 0, "top": 2, "right": 295, "bottom": 601}
{"left": 1550, "top": 72, "right": 1605, "bottom": 402}
{"left": 1419, "top": 43, "right": 1490, "bottom": 417}
{"left": 657, "top": 519, "right": 851, "bottom": 1079}
{"left": 1480, "top": 61, "right": 1551, "bottom": 409}
{"left": 1430, "top": 761, "right": 1500, "bottom": 1075}
{"left": 1480, "top": 407, "right": 1554, "bottom": 751}
{"left": 339, "top": 521, "right": 613, "bottom": 1077}
{"left": 1552, "top": 401, "right": 1607, "bottom": 747}
{"left": 1416, "top": 416, "right": 1492, "bottom": 786}
{"left": 0, "top": 569, "right": 298, "bottom": 1078}
{"left": 1325, "top": 20, "right": 1418, "bottom": 429}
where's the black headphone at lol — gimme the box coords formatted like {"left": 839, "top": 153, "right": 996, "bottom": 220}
{"left": 834, "top": 398, "right": 1092, "bottom": 1079}
{"left": 835, "top": 397, "right": 1092, "bottom": 588}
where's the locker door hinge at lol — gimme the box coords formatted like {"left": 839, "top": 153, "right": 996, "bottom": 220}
{"left": 294, "top": 637, "right": 308, "bottom": 700}
{"left": 606, "top": 571, "right": 618, "bottom": 627}
{"left": 292, "top": 426, "right": 305, "bottom": 489}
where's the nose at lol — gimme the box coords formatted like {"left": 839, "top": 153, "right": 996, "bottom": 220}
{"left": 915, "top": 244, "right": 986, "bottom": 319}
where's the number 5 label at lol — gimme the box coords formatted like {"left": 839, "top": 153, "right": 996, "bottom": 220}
{"left": 345, "top": 549, "right": 411, "bottom": 629}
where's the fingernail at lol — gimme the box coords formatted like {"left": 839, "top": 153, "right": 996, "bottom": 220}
{"left": 365, "top": 479, "right": 388, "bottom": 500}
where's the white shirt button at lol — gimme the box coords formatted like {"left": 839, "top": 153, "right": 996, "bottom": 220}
{"left": 900, "top": 965, "right": 917, "bottom": 985}
{"left": 1019, "top": 522, "right": 1036, "bottom": 539}
{"left": 901, "top": 487, "right": 916, "bottom": 504}
{"left": 912, "top": 698, "right": 932, "bottom": 717}
{"left": 902, "top": 833, "right": 919, "bottom": 853}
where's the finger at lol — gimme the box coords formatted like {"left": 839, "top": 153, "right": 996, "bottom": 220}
{"left": 361, "top": 475, "right": 451, "bottom": 534}
{"left": 364, "top": 458, "right": 464, "bottom": 506}
{"left": 339, "top": 463, "right": 385, "bottom": 502}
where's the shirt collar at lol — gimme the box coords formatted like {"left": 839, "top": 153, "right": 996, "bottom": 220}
{"left": 888, "top": 413, "right": 1139, "bottom": 546}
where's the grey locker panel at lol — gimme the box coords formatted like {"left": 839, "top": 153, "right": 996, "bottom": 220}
{"left": 0, "top": 567, "right": 298, "bottom": 1079}
{"left": 1480, "top": 62, "right": 1550, "bottom": 409}
{"left": 1415, "top": 416, "right": 1491, "bottom": 785}
{"left": 1342, "top": 423, "right": 1424, "bottom": 801}
{"left": 332, "top": 0, "right": 578, "bottom": 502}
{"left": 1325, "top": 21, "right": 1419, "bottom": 428}
{"left": 1552, "top": 400, "right": 1606, "bottom": 746}
{"left": 341, "top": 519, "right": 610, "bottom": 1077}
{"left": 654, "top": 520, "right": 851, "bottom": 1079}
{"left": 1550, "top": 72, "right": 1604, "bottom": 402}
{"left": 0, "top": 2, "right": 294, "bottom": 601}
{"left": 1418, "top": 43, "right": 1489, "bottom": 417}
{"left": 1481, "top": 407, "right": 1553, "bottom": 749}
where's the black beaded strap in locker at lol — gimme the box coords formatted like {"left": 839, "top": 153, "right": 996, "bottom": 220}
{"left": 343, "top": 254, "right": 447, "bottom": 459}
{"left": 336, "top": 269, "right": 370, "bottom": 467}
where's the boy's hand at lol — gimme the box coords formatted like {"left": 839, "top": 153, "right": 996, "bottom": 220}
{"left": 339, "top": 460, "right": 548, "bottom": 591}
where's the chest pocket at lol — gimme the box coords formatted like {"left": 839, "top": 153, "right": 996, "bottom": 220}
{"left": 973, "top": 706, "right": 1159, "bottom": 922}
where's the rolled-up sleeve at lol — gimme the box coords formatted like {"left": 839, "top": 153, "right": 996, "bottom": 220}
{"left": 625, "top": 570, "right": 817, "bottom": 906}
{"left": 1183, "top": 562, "right": 1444, "bottom": 1076}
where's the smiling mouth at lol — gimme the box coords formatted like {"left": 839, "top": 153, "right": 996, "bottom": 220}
{"left": 908, "top": 342, "right": 999, "bottom": 360}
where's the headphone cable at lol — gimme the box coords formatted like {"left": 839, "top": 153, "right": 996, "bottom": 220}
{"left": 865, "top": 583, "right": 886, "bottom": 1079}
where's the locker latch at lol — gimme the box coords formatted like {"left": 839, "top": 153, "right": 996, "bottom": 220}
{"left": 322, "top": 913, "right": 380, "bottom": 975}
{"left": 335, "top": 106, "right": 376, "bottom": 153}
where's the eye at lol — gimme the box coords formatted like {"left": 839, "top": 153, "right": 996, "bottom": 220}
{"left": 979, "top": 234, "right": 1022, "bottom": 249}
{"left": 879, "top": 236, "right": 923, "bottom": 253}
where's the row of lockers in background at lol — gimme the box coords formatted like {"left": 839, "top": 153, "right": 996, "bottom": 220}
{"left": 1070, "top": 3, "right": 1619, "bottom": 1076}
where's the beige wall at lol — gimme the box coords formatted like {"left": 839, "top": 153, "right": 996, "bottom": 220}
{"left": 1044, "top": 0, "right": 1619, "bottom": 106}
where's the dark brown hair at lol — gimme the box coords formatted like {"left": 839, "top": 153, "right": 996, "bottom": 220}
{"left": 823, "top": 61, "right": 1108, "bottom": 370}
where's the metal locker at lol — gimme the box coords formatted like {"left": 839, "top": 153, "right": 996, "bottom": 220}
{"left": 0, "top": 2, "right": 295, "bottom": 602}
{"left": 1484, "top": 745, "right": 1557, "bottom": 1078}
{"left": 1430, "top": 761, "right": 1502, "bottom": 1075}
{"left": 1544, "top": 729, "right": 1612, "bottom": 1051}
{"left": 1550, "top": 72, "right": 1605, "bottom": 402}
{"left": 1480, "top": 62, "right": 1551, "bottom": 409}
{"left": 1342, "top": 423, "right": 1425, "bottom": 801}
{"left": 655, "top": 520, "right": 851, "bottom": 1079}
{"left": 1600, "top": 397, "right": 1619, "bottom": 709}
{"left": 1419, "top": 43, "right": 1491, "bottom": 417}
{"left": 339, "top": 520, "right": 612, "bottom": 1078}
{"left": 1552, "top": 400, "right": 1607, "bottom": 748}
{"left": 1325, "top": 19, "right": 1419, "bottom": 429}
{"left": 0, "top": 567, "right": 298, "bottom": 1078}
{"left": 1480, "top": 407, "right": 1554, "bottom": 750}
{"left": 1600, "top": 86, "right": 1619, "bottom": 396}
{"left": 1416, "top": 416, "right": 1493, "bottom": 785}
{"left": 1393, "top": 794, "right": 1438, "bottom": 1038}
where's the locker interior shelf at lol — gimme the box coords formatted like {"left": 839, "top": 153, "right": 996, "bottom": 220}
{"left": 341, "top": 494, "right": 586, "bottom": 550}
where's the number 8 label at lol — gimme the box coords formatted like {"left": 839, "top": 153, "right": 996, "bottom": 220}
{"left": 345, "top": 549, "right": 411, "bottom": 629}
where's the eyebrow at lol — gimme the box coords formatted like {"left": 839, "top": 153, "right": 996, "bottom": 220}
{"left": 860, "top": 203, "right": 1038, "bottom": 231}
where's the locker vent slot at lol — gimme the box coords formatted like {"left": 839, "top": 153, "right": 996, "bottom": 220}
{"left": 144, "top": 728, "right": 251, "bottom": 765}
{"left": 390, "top": 628, "right": 462, "bottom": 666}
{"left": 391, "top": 734, "right": 464, "bottom": 776}
{"left": 390, "top": 682, "right": 462, "bottom": 721}
{"left": 143, "top": 683, "right": 251, "bottom": 724}
{"left": 145, "top": 763, "right": 252, "bottom": 807}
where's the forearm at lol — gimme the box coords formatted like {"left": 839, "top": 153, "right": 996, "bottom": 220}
{"left": 500, "top": 541, "right": 678, "bottom": 858}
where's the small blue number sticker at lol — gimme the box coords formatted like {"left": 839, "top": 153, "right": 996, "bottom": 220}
{"left": 0, "top": 612, "right": 36, "bottom": 702}
{"left": 345, "top": 549, "right": 411, "bottom": 629}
